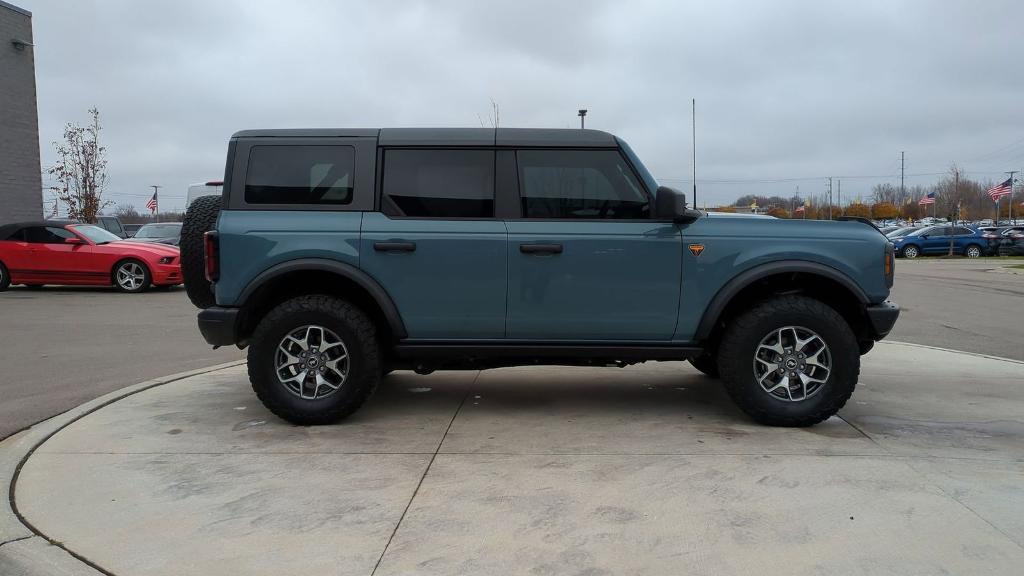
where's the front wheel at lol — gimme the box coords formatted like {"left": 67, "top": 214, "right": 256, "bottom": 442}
{"left": 0, "top": 261, "right": 9, "bottom": 291}
{"left": 717, "top": 295, "right": 860, "bottom": 427}
{"left": 248, "top": 295, "right": 381, "bottom": 425}
{"left": 901, "top": 245, "right": 920, "bottom": 259}
{"left": 112, "top": 259, "right": 151, "bottom": 293}
{"left": 964, "top": 244, "right": 982, "bottom": 258}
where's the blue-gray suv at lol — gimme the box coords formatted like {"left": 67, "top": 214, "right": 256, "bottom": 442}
{"left": 180, "top": 128, "right": 899, "bottom": 427}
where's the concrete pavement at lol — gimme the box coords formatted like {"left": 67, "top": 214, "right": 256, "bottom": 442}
{"left": 4, "top": 342, "right": 1024, "bottom": 575}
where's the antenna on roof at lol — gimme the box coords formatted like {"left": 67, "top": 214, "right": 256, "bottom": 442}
{"left": 692, "top": 98, "right": 697, "bottom": 208}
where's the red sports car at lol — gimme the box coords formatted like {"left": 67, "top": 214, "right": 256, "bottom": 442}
{"left": 0, "top": 221, "right": 182, "bottom": 293}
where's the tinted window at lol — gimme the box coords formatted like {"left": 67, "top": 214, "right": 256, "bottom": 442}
{"left": 517, "top": 150, "right": 649, "bottom": 219}
{"left": 382, "top": 149, "right": 494, "bottom": 218}
{"left": 25, "top": 226, "right": 75, "bottom": 244}
{"left": 952, "top": 227, "right": 973, "bottom": 235}
{"left": 245, "top": 145, "right": 355, "bottom": 205}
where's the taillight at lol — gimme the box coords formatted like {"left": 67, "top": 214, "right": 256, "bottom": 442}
{"left": 204, "top": 231, "right": 219, "bottom": 282}
{"left": 884, "top": 242, "right": 894, "bottom": 288}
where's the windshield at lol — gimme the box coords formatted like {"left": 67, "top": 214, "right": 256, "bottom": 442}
{"left": 72, "top": 224, "right": 122, "bottom": 244}
{"left": 886, "top": 227, "right": 916, "bottom": 238}
{"left": 135, "top": 224, "right": 182, "bottom": 238}
{"left": 907, "top": 227, "right": 937, "bottom": 237}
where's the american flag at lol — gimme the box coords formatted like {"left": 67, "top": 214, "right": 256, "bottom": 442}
{"left": 146, "top": 190, "right": 158, "bottom": 213}
{"left": 987, "top": 178, "right": 1012, "bottom": 202}
{"left": 918, "top": 192, "right": 936, "bottom": 205}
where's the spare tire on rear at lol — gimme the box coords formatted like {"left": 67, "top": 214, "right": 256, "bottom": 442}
{"left": 180, "top": 195, "right": 221, "bottom": 309}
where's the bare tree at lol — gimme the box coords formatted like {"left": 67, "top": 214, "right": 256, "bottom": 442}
{"left": 49, "top": 108, "right": 110, "bottom": 222}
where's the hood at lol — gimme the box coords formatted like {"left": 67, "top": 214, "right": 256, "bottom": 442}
{"left": 124, "top": 236, "right": 179, "bottom": 246}
{"left": 110, "top": 240, "right": 180, "bottom": 257}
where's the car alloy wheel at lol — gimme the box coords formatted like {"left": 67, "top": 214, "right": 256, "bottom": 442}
{"left": 274, "top": 324, "right": 349, "bottom": 400}
{"left": 965, "top": 245, "right": 981, "bottom": 258}
{"left": 752, "top": 326, "right": 832, "bottom": 402}
{"left": 116, "top": 261, "right": 147, "bottom": 291}
{"left": 902, "top": 245, "right": 919, "bottom": 258}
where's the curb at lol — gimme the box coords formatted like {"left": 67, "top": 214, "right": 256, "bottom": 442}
{"left": 0, "top": 360, "right": 245, "bottom": 575}
{"left": 885, "top": 340, "right": 1024, "bottom": 365}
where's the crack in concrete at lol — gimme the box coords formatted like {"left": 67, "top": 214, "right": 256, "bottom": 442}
{"left": 370, "top": 372, "right": 477, "bottom": 576}
{"left": 0, "top": 534, "right": 32, "bottom": 548}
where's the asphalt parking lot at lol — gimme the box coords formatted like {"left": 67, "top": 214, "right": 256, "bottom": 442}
{"left": 0, "top": 286, "right": 242, "bottom": 440}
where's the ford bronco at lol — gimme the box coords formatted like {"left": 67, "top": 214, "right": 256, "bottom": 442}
{"left": 181, "top": 128, "right": 899, "bottom": 427}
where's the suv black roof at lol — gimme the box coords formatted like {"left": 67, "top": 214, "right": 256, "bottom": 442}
{"left": 231, "top": 128, "right": 618, "bottom": 148}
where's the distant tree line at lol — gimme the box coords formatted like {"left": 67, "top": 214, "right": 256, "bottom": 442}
{"left": 721, "top": 166, "right": 1023, "bottom": 221}
{"left": 112, "top": 204, "right": 184, "bottom": 223}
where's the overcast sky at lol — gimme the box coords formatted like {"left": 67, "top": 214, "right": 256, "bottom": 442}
{"left": 18, "top": 0, "right": 1024, "bottom": 213}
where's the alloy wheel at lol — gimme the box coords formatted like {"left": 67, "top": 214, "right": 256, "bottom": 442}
{"left": 903, "top": 246, "right": 919, "bottom": 258}
{"left": 116, "top": 262, "right": 146, "bottom": 291}
{"left": 966, "top": 246, "right": 981, "bottom": 258}
{"left": 752, "top": 326, "right": 832, "bottom": 402}
{"left": 274, "top": 325, "right": 349, "bottom": 400}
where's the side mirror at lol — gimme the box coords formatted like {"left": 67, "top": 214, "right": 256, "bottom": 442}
{"left": 64, "top": 237, "right": 85, "bottom": 245}
{"left": 654, "top": 186, "right": 701, "bottom": 223}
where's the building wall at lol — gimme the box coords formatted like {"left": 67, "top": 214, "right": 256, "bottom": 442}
{"left": 0, "top": 1, "right": 43, "bottom": 225}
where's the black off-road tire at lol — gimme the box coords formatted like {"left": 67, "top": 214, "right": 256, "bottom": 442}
{"left": 248, "top": 295, "right": 381, "bottom": 425}
{"left": 717, "top": 295, "right": 860, "bottom": 427}
{"left": 0, "top": 261, "right": 9, "bottom": 291}
{"left": 180, "top": 195, "right": 221, "bottom": 309}
{"left": 688, "top": 352, "right": 720, "bottom": 378}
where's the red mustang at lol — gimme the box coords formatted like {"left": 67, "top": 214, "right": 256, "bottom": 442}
{"left": 0, "top": 221, "right": 182, "bottom": 293}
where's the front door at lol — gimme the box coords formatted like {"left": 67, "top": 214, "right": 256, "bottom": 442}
{"left": 360, "top": 149, "right": 507, "bottom": 339}
{"left": 921, "top": 226, "right": 951, "bottom": 254}
{"left": 505, "top": 149, "right": 682, "bottom": 340}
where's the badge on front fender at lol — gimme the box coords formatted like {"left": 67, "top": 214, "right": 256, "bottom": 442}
{"left": 688, "top": 243, "right": 705, "bottom": 257}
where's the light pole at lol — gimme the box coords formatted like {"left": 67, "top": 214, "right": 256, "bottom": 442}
{"left": 578, "top": 109, "right": 587, "bottom": 129}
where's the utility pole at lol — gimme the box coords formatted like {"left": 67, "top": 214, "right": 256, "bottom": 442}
{"left": 827, "top": 178, "right": 833, "bottom": 219}
{"left": 900, "top": 151, "right": 905, "bottom": 199}
{"left": 1007, "top": 170, "right": 1017, "bottom": 224}
{"left": 151, "top": 185, "right": 161, "bottom": 222}
{"left": 837, "top": 179, "right": 842, "bottom": 214}
{"left": 948, "top": 170, "right": 958, "bottom": 256}
{"left": 577, "top": 109, "right": 586, "bottom": 129}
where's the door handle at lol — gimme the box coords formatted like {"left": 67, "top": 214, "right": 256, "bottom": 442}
{"left": 519, "top": 243, "right": 563, "bottom": 255}
{"left": 374, "top": 241, "right": 416, "bottom": 252}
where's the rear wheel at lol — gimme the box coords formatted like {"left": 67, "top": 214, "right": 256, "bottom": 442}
{"left": 964, "top": 244, "right": 982, "bottom": 258}
{"left": 901, "top": 245, "right": 920, "bottom": 259}
{"left": 180, "top": 195, "right": 221, "bottom": 309}
{"left": 717, "top": 295, "right": 860, "bottom": 427}
{"left": 248, "top": 295, "right": 381, "bottom": 425}
{"left": 112, "top": 259, "right": 151, "bottom": 293}
{"left": 0, "top": 261, "right": 9, "bottom": 291}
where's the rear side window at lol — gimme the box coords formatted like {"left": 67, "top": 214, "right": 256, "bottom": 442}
{"left": 952, "top": 227, "right": 973, "bottom": 235}
{"left": 517, "top": 150, "right": 649, "bottom": 219}
{"left": 245, "top": 145, "right": 355, "bottom": 205}
{"left": 25, "top": 226, "right": 75, "bottom": 244}
{"left": 382, "top": 149, "right": 494, "bottom": 218}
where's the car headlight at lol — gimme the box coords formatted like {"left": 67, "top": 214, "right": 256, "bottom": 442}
{"left": 158, "top": 256, "right": 175, "bottom": 264}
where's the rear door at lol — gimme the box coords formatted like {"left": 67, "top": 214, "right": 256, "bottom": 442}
{"left": 920, "top": 226, "right": 950, "bottom": 254}
{"left": 360, "top": 148, "right": 507, "bottom": 339}
{"left": 504, "top": 148, "right": 682, "bottom": 340}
